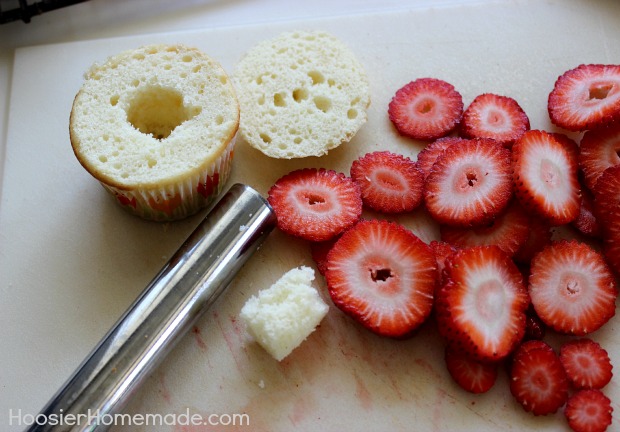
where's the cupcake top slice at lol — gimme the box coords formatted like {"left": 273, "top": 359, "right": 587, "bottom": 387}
{"left": 70, "top": 44, "right": 239, "bottom": 190}
{"left": 233, "top": 30, "right": 370, "bottom": 159}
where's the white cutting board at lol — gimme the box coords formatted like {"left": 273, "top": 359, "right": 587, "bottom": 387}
{"left": 2, "top": 1, "right": 620, "bottom": 431}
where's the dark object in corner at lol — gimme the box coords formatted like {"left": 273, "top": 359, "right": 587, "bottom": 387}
{"left": 0, "top": 0, "right": 89, "bottom": 24}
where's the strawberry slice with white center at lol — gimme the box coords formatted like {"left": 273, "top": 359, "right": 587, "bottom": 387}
{"left": 593, "top": 166, "right": 620, "bottom": 275}
{"left": 435, "top": 245, "right": 529, "bottom": 361}
{"left": 560, "top": 338, "right": 613, "bottom": 390}
{"left": 579, "top": 122, "right": 620, "bottom": 191}
{"left": 528, "top": 239, "right": 617, "bottom": 336}
{"left": 548, "top": 64, "right": 620, "bottom": 131}
{"left": 564, "top": 389, "right": 613, "bottom": 432}
{"left": 416, "top": 136, "right": 468, "bottom": 180}
{"left": 267, "top": 168, "right": 362, "bottom": 242}
{"left": 512, "top": 130, "right": 581, "bottom": 225}
{"left": 388, "top": 78, "right": 464, "bottom": 140}
{"left": 460, "top": 93, "right": 530, "bottom": 147}
{"left": 439, "top": 200, "right": 530, "bottom": 256}
{"left": 424, "top": 138, "right": 513, "bottom": 227}
{"left": 509, "top": 340, "right": 569, "bottom": 416}
{"left": 325, "top": 219, "right": 437, "bottom": 338}
{"left": 444, "top": 346, "right": 498, "bottom": 394}
{"left": 350, "top": 151, "right": 424, "bottom": 213}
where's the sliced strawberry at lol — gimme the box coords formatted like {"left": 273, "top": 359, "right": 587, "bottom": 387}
{"left": 548, "top": 64, "right": 620, "bottom": 131}
{"left": 439, "top": 201, "right": 530, "bottom": 256}
{"left": 528, "top": 240, "right": 617, "bottom": 336}
{"left": 572, "top": 186, "right": 602, "bottom": 238}
{"left": 509, "top": 340, "right": 569, "bottom": 416}
{"left": 460, "top": 93, "right": 530, "bottom": 147}
{"left": 564, "top": 389, "right": 613, "bottom": 432}
{"left": 429, "top": 240, "right": 458, "bottom": 286}
{"left": 267, "top": 168, "right": 362, "bottom": 242}
{"left": 513, "top": 217, "right": 552, "bottom": 264}
{"left": 560, "top": 338, "right": 613, "bottom": 390}
{"left": 325, "top": 219, "right": 437, "bottom": 338}
{"left": 513, "top": 130, "right": 581, "bottom": 225}
{"left": 416, "top": 137, "right": 468, "bottom": 180}
{"left": 388, "top": 78, "right": 463, "bottom": 140}
{"left": 592, "top": 167, "right": 620, "bottom": 275}
{"left": 579, "top": 123, "right": 620, "bottom": 192}
{"left": 424, "top": 138, "right": 513, "bottom": 227}
{"left": 350, "top": 151, "right": 424, "bottom": 213}
{"left": 444, "top": 346, "right": 498, "bottom": 394}
{"left": 310, "top": 238, "right": 338, "bottom": 276}
{"left": 435, "top": 245, "right": 529, "bottom": 361}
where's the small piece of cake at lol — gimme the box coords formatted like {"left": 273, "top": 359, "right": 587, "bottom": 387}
{"left": 70, "top": 44, "right": 239, "bottom": 221}
{"left": 233, "top": 30, "right": 370, "bottom": 159}
{"left": 240, "top": 266, "right": 329, "bottom": 361}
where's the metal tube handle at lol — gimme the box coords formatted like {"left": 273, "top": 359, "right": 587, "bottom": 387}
{"left": 27, "top": 183, "right": 276, "bottom": 432}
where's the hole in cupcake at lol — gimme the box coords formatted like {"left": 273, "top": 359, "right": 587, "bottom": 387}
{"left": 125, "top": 85, "right": 197, "bottom": 140}
{"left": 182, "top": 55, "right": 192, "bottom": 62}
{"left": 99, "top": 155, "right": 108, "bottom": 163}
{"left": 260, "top": 133, "right": 272, "bottom": 144}
{"left": 215, "top": 115, "right": 224, "bottom": 125}
{"left": 294, "top": 137, "right": 302, "bottom": 144}
{"left": 147, "top": 157, "right": 157, "bottom": 168}
{"left": 274, "top": 93, "right": 286, "bottom": 107}
{"left": 192, "top": 65, "right": 202, "bottom": 73}
{"left": 131, "top": 79, "right": 140, "bottom": 87}
{"left": 328, "top": 78, "right": 335, "bottom": 87}
{"left": 293, "top": 88, "right": 308, "bottom": 102}
{"left": 308, "top": 71, "right": 324, "bottom": 85}
{"left": 164, "top": 64, "right": 172, "bottom": 70}
{"left": 110, "top": 95, "right": 119, "bottom": 106}
{"left": 219, "top": 75, "right": 228, "bottom": 85}
{"left": 314, "top": 96, "right": 332, "bottom": 113}
{"left": 347, "top": 108, "right": 358, "bottom": 119}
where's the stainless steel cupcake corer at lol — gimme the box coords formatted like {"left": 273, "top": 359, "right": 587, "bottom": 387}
{"left": 25, "top": 183, "right": 276, "bottom": 432}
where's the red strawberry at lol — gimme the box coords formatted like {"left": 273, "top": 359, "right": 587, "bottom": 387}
{"left": 524, "top": 305, "right": 546, "bottom": 341}
{"left": 548, "top": 64, "right": 620, "bottom": 131}
{"left": 439, "top": 201, "right": 530, "bottom": 256}
{"left": 579, "top": 123, "right": 620, "bottom": 191}
{"left": 350, "top": 151, "right": 424, "bottom": 213}
{"left": 564, "top": 389, "right": 613, "bottom": 432}
{"left": 435, "top": 245, "right": 529, "bottom": 361}
{"left": 416, "top": 136, "right": 468, "bottom": 180}
{"left": 513, "top": 218, "right": 552, "bottom": 264}
{"left": 512, "top": 130, "right": 581, "bottom": 225}
{"left": 388, "top": 78, "right": 463, "bottom": 140}
{"left": 444, "top": 346, "right": 498, "bottom": 394}
{"left": 310, "top": 238, "right": 338, "bottom": 276}
{"left": 267, "top": 168, "right": 362, "bottom": 242}
{"left": 528, "top": 240, "right": 617, "bottom": 336}
{"left": 572, "top": 186, "right": 602, "bottom": 238}
{"left": 460, "top": 93, "right": 530, "bottom": 147}
{"left": 424, "top": 138, "right": 513, "bottom": 227}
{"left": 429, "top": 240, "right": 458, "bottom": 286}
{"left": 560, "top": 338, "right": 613, "bottom": 390}
{"left": 591, "top": 165, "right": 620, "bottom": 274}
{"left": 325, "top": 219, "right": 437, "bottom": 338}
{"left": 509, "top": 340, "right": 569, "bottom": 416}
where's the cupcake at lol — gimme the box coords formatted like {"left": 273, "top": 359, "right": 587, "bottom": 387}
{"left": 69, "top": 44, "right": 239, "bottom": 221}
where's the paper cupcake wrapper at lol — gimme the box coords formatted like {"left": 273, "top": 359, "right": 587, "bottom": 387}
{"left": 101, "top": 138, "right": 235, "bottom": 222}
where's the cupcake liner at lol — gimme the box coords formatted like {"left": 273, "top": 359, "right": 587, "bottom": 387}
{"left": 102, "top": 138, "right": 235, "bottom": 221}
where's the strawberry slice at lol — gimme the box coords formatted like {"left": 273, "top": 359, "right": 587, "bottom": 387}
{"left": 528, "top": 240, "right": 617, "bottom": 336}
{"left": 548, "top": 64, "right": 620, "bottom": 131}
{"left": 509, "top": 340, "right": 569, "bottom": 416}
{"left": 579, "top": 123, "right": 620, "bottom": 191}
{"left": 560, "top": 338, "right": 613, "bottom": 390}
{"left": 325, "top": 219, "right": 437, "bottom": 338}
{"left": 444, "top": 346, "right": 498, "bottom": 394}
{"left": 267, "top": 168, "right": 362, "bottom": 242}
{"left": 513, "top": 217, "right": 552, "bottom": 264}
{"left": 416, "top": 136, "right": 468, "bottom": 180}
{"left": 592, "top": 167, "right": 620, "bottom": 275}
{"left": 435, "top": 245, "right": 529, "bottom": 361}
{"left": 429, "top": 240, "right": 458, "bottom": 286}
{"left": 439, "top": 201, "right": 530, "bottom": 256}
{"left": 310, "top": 237, "right": 338, "bottom": 276}
{"left": 512, "top": 130, "right": 581, "bottom": 225}
{"left": 350, "top": 151, "right": 424, "bottom": 213}
{"left": 388, "top": 78, "right": 464, "bottom": 140}
{"left": 460, "top": 93, "right": 530, "bottom": 147}
{"left": 424, "top": 138, "right": 513, "bottom": 227}
{"left": 572, "top": 186, "right": 602, "bottom": 238}
{"left": 564, "top": 389, "right": 613, "bottom": 432}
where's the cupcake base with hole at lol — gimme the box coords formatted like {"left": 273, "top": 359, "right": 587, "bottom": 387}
{"left": 69, "top": 44, "right": 239, "bottom": 221}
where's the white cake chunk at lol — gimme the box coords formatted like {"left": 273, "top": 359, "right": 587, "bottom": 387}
{"left": 240, "top": 266, "right": 329, "bottom": 361}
